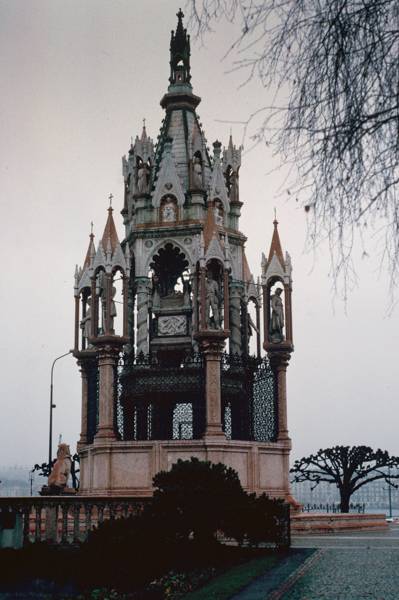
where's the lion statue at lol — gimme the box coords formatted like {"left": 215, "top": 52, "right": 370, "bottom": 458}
{"left": 48, "top": 443, "right": 72, "bottom": 489}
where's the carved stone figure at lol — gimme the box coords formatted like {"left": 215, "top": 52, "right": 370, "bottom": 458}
{"left": 162, "top": 196, "right": 176, "bottom": 222}
{"left": 80, "top": 297, "right": 91, "bottom": 343}
{"left": 269, "top": 288, "right": 285, "bottom": 343}
{"left": 183, "top": 278, "right": 191, "bottom": 306}
{"left": 213, "top": 204, "right": 223, "bottom": 226}
{"left": 100, "top": 281, "right": 117, "bottom": 333}
{"left": 110, "top": 285, "right": 117, "bottom": 331}
{"left": 48, "top": 443, "right": 72, "bottom": 489}
{"left": 193, "top": 158, "right": 202, "bottom": 188}
{"left": 137, "top": 167, "right": 146, "bottom": 193}
{"left": 205, "top": 271, "right": 221, "bottom": 329}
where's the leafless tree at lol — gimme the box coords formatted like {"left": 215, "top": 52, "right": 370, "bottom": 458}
{"left": 187, "top": 1, "right": 399, "bottom": 302}
{"left": 291, "top": 445, "right": 399, "bottom": 513}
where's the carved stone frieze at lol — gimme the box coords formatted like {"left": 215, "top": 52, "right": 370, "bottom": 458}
{"left": 158, "top": 315, "right": 186, "bottom": 336}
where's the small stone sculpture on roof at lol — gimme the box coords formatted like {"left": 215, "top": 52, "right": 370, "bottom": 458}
{"left": 193, "top": 157, "right": 202, "bottom": 188}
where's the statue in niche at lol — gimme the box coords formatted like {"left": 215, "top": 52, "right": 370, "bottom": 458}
{"left": 152, "top": 275, "right": 161, "bottom": 309}
{"left": 269, "top": 287, "right": 285, "bottom": 343}
{"left": 80, "top": 297, "right": 92, "bottom": 346}
{"left": 100, "top": 282, "right": 117, "bottom": 333}
{"left": 193, "top": 157, "right": 202, "bottom": 188}
{"left": 183, "top": 278, "right": 191, "bottom": 306}
{"left": 162, "top": 196, "right": 176, "bottom": 222}
{"left": 213, "top": 204, "right": 223, "bottom": 226}
{"left": 137, "top": 162, "right": 150, "bottom": 194}
{"left": 110, "top": 285, "right": 117, "bottom": 331}
{"left": 205, "top": 271, "right": 221, "bottom": 329}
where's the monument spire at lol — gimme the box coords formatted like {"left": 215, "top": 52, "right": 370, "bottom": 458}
{"left": 267, "top": 217, "right": 285, "bottom": 269}
{"left": 169, "top": 8, "right": 191, "bottom": 86}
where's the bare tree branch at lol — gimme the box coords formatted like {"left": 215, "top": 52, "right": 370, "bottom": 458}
{"left": 187, "top": 0, "right": 399, "bottom": 304}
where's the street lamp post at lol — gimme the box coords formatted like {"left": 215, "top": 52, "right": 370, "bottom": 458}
{"left": 49, "top": 350, "right": 73, "bottom": 468}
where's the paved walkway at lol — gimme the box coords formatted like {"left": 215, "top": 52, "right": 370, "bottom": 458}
{"left": 231, "top": 525, "right": 399, "bottom": 600}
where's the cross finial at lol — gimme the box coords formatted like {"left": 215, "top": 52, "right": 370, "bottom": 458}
{"left": 109, "top": 193, "right": 113, "bottom": 207}
{"left": 274, "top": 207, "right": 277, "bottom": 220}
{"left": 143, "top": 117, "right": 146, "bottom": 128}
{"left": 91, "top": 221, "right": 93, "bottom": 234}
{"left": 177, "top": 8, "right": 184, "bottom": 20}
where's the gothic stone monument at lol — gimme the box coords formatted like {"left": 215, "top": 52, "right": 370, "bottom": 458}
{"left": 73, "top": 11, "right": 299, "bottom": 511}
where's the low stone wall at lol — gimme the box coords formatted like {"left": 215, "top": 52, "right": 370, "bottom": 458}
{"left": 291, "top": 512, "right": 389, "bottom": 535}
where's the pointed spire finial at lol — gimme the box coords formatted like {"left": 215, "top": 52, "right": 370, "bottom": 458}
{"left": 267, "top": 215, "right": 285, "bottom": 269}
{"left": 177, "top": 8, "right": 184, "bottom": 23}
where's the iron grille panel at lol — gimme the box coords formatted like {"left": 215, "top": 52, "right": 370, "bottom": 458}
{"left": 118, "top": 352, "right": 206, "bottom": 441}
{"left": 252, "top": 357, "right": 278, "bottom": 442}
{"left": 84, "top": 352, "right": 277, "bottom": 444}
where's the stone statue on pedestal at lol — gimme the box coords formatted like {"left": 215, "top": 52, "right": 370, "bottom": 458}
{"left": 205, "top": 271, "right": 221, "bottom": 329}
{"left": 269, "top": 288, "right": 285, "bottom": 343}
{"left": 80, "top": 298, "right": 91, "bottom": 344}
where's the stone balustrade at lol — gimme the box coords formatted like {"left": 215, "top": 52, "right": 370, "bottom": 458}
{"left": 0, "top": 496, "right": 148, "bottom": 546}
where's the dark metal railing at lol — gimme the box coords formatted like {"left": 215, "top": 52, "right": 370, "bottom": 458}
{"left": 302, "top": 503, "right": 366, "bottom": 514}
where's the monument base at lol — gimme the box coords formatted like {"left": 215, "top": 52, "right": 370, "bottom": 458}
{"left": 291, "top": 512, "right": 389, "bottom": 534}
{"left": 78, "top": 437, "right": 297, "bottom": 508}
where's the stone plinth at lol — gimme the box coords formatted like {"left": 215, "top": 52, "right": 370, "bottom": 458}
{"left": 291, "top": 512, "right": 389, "bottom": 534}
{"left": 78, "top": 438, "right": 294, "bottom": 504}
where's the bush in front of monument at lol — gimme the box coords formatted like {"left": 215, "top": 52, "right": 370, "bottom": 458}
{"left": 78, "top": 459, "right": 286, "bottom": 593}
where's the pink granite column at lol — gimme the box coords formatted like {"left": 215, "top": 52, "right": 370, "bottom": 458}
{"left": 203, "top": 339, "right": 226, "bottom": 438}
{"left": 268, "top": 351, "right": 291, "bottom": 441}
{"left": 95, "top": 344, "right": 120, "bottom": 440}
{"left": 77, "top": 360, "right": 88, "bottom": 448}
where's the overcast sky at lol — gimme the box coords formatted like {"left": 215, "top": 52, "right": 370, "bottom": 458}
{"left": 1, "top": 0, "right": 398, "bottom": 477}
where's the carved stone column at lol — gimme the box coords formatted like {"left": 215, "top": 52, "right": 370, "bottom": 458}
{"left": 229, "top": 282, "right": 243, "bottom": 355}
{"left": 77, "top": 360, "right": 89, "bottom": 449}
{"left": 135, "top": 278, "right": 149, "bottom": 354}
{"left": 105, "top": 273, "right": 112, "bottom": 334}
{"left": 268, "top": 351, "right": 291, "bottom": 441}
{"left": 256, "top": 303, "right": 261, "bottom": 358}
{"left": 194, "top": 330, "right": 228, "bottom": 439}
{"left": 94, "top": 343, "right": 121, "bottom": 440}
{"left": 74, "top": 294, "right": 80, "bottom": 352}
